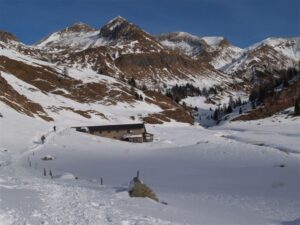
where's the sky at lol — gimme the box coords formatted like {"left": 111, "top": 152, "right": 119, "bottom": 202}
{"left": 0, "top": 0, "right": 299, "bottom": 47}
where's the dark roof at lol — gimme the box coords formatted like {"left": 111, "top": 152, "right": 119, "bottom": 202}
{"left": 73, "top": 123, "right": 145, "bottom": 132}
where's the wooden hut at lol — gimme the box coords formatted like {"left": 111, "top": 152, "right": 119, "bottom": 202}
{"left": 73, "top": 123, "right": 153, "bottom": 143}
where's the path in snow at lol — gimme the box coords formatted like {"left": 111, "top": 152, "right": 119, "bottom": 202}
{"left": 0, "top": 127, "right": 179, "bottom": 225}
{"left": 1, "top": 121, "right": 300, "bottom": 225}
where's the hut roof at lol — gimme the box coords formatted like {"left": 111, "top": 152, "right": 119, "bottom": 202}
{"left": 74, "top": 123, "right": 145, "bottom": 132}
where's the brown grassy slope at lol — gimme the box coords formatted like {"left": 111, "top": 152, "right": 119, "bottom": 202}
{"left": 0, "top": 56, "right": 193, "bottom": 124}
{"left": 0, "top": 56, "right": 108, "bottom": 103}
{"left": 115, "top": 51, "right": 215, "bottom": 80}
{"left": 0, "top": 73, "right": 52, "bottom": 121}
{"left": 143, "top": 91, "right": 193, "bottom": 124}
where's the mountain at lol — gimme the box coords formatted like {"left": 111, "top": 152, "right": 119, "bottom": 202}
{"left": 0, "top": 30, "right": 19, "bottom": 44}
{"left": 0, "top": 16, "right": 299, "bottom": 124}
{"left": 199, "top": 37, "right": 243, "bottom": 70}
{"left": 222, "top": 37, "right": 300, "bottom": 78}
{"left": 156, "top": 32, "right": 209, "bottom": 58}
{"left": 36, "top": 22, "right": 98, "bottom": 51}
{"left": 0, "top": 19, "right": 195, "bottom": 124}
{"left": 157, "top": 33, "right": 243, "bottom": 70}
{"left": 35, "top": 17, "right": 227, "bottom": 88}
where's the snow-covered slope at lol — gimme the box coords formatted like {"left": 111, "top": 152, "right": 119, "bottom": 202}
{"left": 249, "top": 37, "right": 300, "bottom": 61}
{"left": 1, "top": 16, "right": 300, "bottom": 125}
{"left": 222, "top": 37, "right": 300, "bottom": 75}
{"left": 157, "top": 32, "right": 208, "bottom": 58}
{"left": 36, "top": 16, "right": 164, "bottom": 54}
{"left": 0, "top": 102, "right": 299, "bottom": 225}
{"left": 202, "top": 36, "right": 225, "bottom": 49}
{"left": 36, "top": 22, "right": 103, "bottom": 52}
{"left": 0, "top": 40, "right": 194, "bottom": 124}
{"left": 202, "top": 37, "right": 244, "bottom": 69}
{"left": 157, "top": 33, "right": 244, "bottom": 70}
{"left": 33, "top": 17, "right": 227, "bottom": 90}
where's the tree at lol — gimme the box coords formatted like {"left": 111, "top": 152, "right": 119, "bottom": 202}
{"left": 251, "top": 101, "right": 256, "bottom": 110}
{"left": 139, "top": 94, "right": 144, "bottom": 101}
{"left": 226, "top": 105, "right": 233, "bottom": 114}
{"left": 239, "top": 107, "right": 243, "bottom": 114}
{"left": 165, "top": 91, "right": 173, "bottom": 100}
{"left": 228, "top": 96, "right": 234, "bottom": 107}
{"left": 142, "top": 84, "right": 148, "bottom": 91}
{"left": 63, "top": 67, "right": 69, "bottom": 77}
{"left": 294, "top": 97, "right": 300, "bottom": 116}
{"left": 212, "top": 108, "right": 220, "bottom": 121}
{"left": 282, "top": 76, "right": 289, "bottom": 88}
{"left": 236, "top": 97, "right": 242, "bottom": 107}
{"left": 249, "top": 89, "right": 258, "bottom": 102}
{"left": 128, "top": 77, "right": 137, "bottom": 88}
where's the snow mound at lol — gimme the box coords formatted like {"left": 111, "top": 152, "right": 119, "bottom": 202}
{"left": 0, "top": 213, "right": 14, "bottom": 225}
{"left": 56, "top": 172, "right": 77, "bottom": 180}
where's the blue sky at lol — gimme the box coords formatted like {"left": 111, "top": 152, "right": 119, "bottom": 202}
{"left": 0, "top": 0, "right": 299, "bottom": 47}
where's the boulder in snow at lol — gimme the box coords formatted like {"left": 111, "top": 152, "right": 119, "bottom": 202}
{"left": 128, "top": 177, "right": 159, "bottom": 202}
{"left": 41, "top": 155, "right": 55, "bottom": 161}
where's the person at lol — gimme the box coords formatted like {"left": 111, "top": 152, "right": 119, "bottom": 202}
{"left": 41, "top": 135, "right": 46, "bottom": 144}
{"left": 53, "top": 126, "right": 56, "bottom": 132}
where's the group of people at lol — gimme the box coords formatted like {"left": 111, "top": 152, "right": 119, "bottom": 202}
{"left": 40, "top": 126, "right": 56, "bottom": 144}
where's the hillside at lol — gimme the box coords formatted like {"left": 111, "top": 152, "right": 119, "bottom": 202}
{"left": 0, "top": 16, "right": 299, "bottom": 125}
{"left": 1, "top": 15, "right": 300, "bottom": 225}
{"left": 1, "top": 101, "right": 300, "bottom": 225}
{"left": 234, "top": 68, "right": 300, "bottom": 121}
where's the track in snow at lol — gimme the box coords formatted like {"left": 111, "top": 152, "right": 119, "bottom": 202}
{"left": 0, "top": 128, "right": 176, "bottom": 225}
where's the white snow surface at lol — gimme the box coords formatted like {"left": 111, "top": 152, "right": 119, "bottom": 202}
{"left": 202, "top": 36, "right": 225, "bottom": 49}
{"left": 160, "top": 40, "right": 199, "bottom": 56}
{"left": 0, "top": 101, "right": 300, "bottom": 225}
{"left": 36, "top": 29, "right": 107, "bottom": 52}
{"left": 247, "top": 37, "right": 300, "bottom": 60}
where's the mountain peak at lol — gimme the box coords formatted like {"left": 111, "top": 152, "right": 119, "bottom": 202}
{"left": 108, "top": 15, "right": 127, "bottom": 24}
{"left": 156, "top": 32, "right": 208, "bottom": 57}
{"left": 99, "top": 16, "right": 142, "bottom": 41}
{"left": 0, "top": 30, "right": 19, "bottom": 43}
{"left": 61, "top": 22, "right": 96, "bottom": 33}
{"left": 202, "top": 36, "right": 225, "bottom": 49}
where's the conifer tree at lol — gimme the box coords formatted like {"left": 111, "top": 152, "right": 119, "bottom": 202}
{"left": 213, "top": 108, "right": 220, "bottom": 121}
{"left": 295, "top": 98, "right": 300, "bottom": 116}
{"left": 63, "top": 67, "right": 68, "bottom": 77}
{"left": 239, "top": 107, "right": 243, "bottom": 114}
{"left": 226, "top": 105, "right": 233, "bottom": 114}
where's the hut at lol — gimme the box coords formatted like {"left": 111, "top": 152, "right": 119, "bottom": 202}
{"left": 73, "top": 123, "right": 153, "bottom": 143}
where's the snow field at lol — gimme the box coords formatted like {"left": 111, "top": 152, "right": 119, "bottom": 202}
{"left": 0, "top": 103, "right": 300, "bottom": 224}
